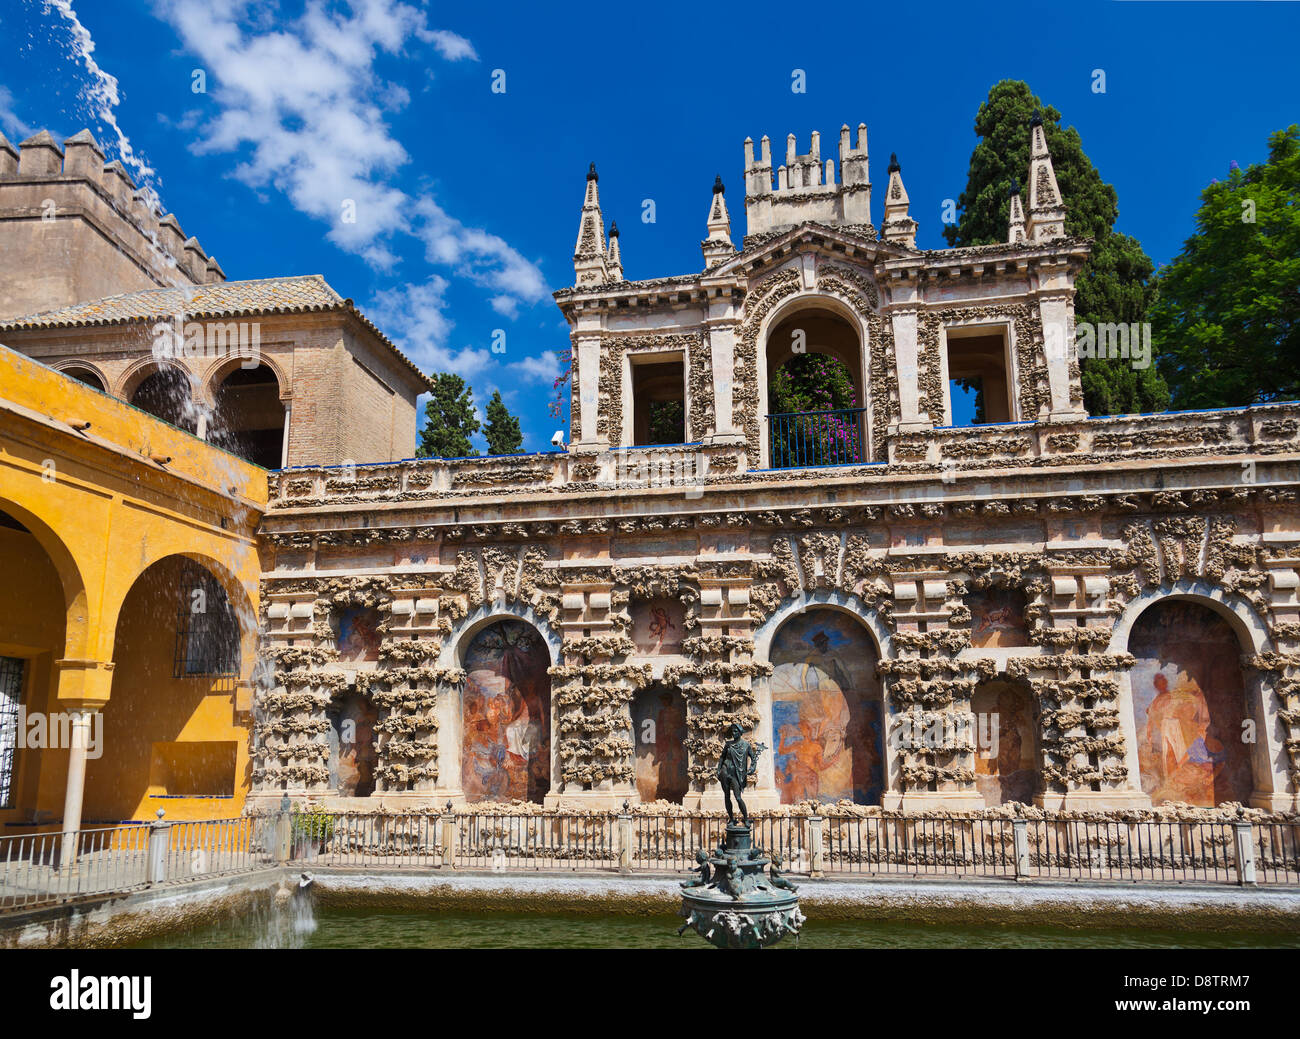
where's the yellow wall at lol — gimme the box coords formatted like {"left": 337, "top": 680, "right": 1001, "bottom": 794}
{"left": 0, "top": 344, "right": 266, "bottom": 829}
{"left": 0, "top": 524, "right": 66, "bottom": 822}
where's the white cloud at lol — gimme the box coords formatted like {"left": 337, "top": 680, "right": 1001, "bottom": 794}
{"left": 512, "top": 350, "right": 563, "bottom": 384}
{"left": 152, "top": 0, "right": 545, "bottom": 334}
{"left": 423, "top": 29, "right": 478, "bottom": 62}
{"left": 0, "top": 87, "right": 32, "bottom": 141}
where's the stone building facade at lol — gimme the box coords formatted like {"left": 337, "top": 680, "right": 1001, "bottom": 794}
{"left": 0, "top": 129, "right": 225, "bottom": 322}
{"left": 0, "top": 129, "right": 430, "bottom": 470}
{"left": 251, "top": 121, "right": 1300, "bottom": 815}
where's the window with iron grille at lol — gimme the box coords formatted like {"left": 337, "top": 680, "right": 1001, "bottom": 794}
{"left": 0, "top": 655, "right": 25, "bottom": 808}
{"left": 173, "top": 566, "right": 239, "bottom": 679}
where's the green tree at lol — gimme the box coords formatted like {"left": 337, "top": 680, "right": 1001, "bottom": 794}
{"left": 768, "top": 353, "right": 861, "bottom": 464}
{"left": 416, "top": 372, "right": 480, "bottom": 458}
{"left": 945, "top": 79, "right": 1169, "bottom": 416}
{"left": 1153, "top": 126, "right": 1300, "bottom": 408}
{"left": 768, "top": 353, "right": 857, "bottom": 414}
{"left": 483, "top": 389, "right": 524, "bottom": 454}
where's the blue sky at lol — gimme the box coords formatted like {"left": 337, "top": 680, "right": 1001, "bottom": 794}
{"left": 1, "top": 0, "right": 1296, "bottom": 456}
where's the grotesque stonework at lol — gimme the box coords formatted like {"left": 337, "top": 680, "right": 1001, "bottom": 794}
{"left": 251, "top": 121, "right": 1300, "bottom": 816}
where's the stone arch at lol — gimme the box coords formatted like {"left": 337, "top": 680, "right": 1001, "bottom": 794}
{"left": 119, "top": 358, "right": 200, "bottom": 434}
{"left": 755, "top": 290, "right": 874, "bottom": 468}
{"left": 756, "top": 595, "right": 887, "bottom": 805}
{"left": 754, "top": 590, "right": 890, "bottom": 661}
{"left": 443, "top": 605, "right": 557, "bottom": 805}
{"left": 1111, "top": 582, "right": 1285, "bottom": 808}
{"left": 0, "top": 496, "right": 90, "bottom": 661}
{"left": 53, "top": 361, "right": 109, "bottom": 394}
{"left": 85, "top": 552, "right": 251, "bottom": 819}
{"left": 201, "top": 352, "right": 292, "bottom": 406}
{"left": 204, "top": 358, "right": 289, "bottom": 469}
{"left": 116, "top": 355, "right": 191, "bottom": 402}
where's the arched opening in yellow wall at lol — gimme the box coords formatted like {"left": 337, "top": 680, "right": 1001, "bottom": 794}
{"left": 84, "top": 555, "right": 250, "bottom": 821}
{"left": 0, "top": 507, "right": 68, "bottom": 824}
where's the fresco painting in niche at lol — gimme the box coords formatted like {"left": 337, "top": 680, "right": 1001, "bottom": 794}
{"left": 770, "top": 610, "right": 883, "bottom": 804}
{"left": 968, "top": 588, "right": 1029, "bottom": 648}
{"left": 461, "top": 620, "right": 551, "bottom": 803}
{"left": 1129, "top": 602, "right": 1253, "bottom": 807}
{"left": 329, "top": 693, "right": 378, "bottom": 797}
{"left": 631, "top": 684, "right": 689, "bottom": 803}
{"left": 336, "top": 606, "right": 382, "bottom": 662}
{"left": 631, "top": 597, "right": 685, "bottom": 654}
{"left": 971, "top": 680, "right": 1039, "bottom": 805}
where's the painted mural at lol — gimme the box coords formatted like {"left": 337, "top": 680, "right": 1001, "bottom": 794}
{"left": 971, "top": 680, "right": 1039, "bottom": 805}
{"left": 461, "top": 620, "right": 551, "bottom": 803}
{"left": 329, "top": 693, "right": 378, "bottom": 797}
{"left": 1128, "top": 601, "right": 1253, "bottom": 807}
{"left": 335, "top": 606, "right": 382, "bottom": 662}
{"left": 770, "top": 609, "right": 883, "bottom": 804}
{"left": 631, "top": 597, "right": 685, "bottom": 654}
{"left": 631, "top": 684, "right": 689, "bottom": 803}
{"left": 968, "top": 588, "right": 1029, "bottom": 648}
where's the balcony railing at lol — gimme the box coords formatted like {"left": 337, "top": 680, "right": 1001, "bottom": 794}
{"left": 768, "top": 407, "right": 867, "bottom": 468}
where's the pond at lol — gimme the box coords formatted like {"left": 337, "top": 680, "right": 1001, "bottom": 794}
{"left": 133, "top": 902, "right": 1300, "bottom": 950}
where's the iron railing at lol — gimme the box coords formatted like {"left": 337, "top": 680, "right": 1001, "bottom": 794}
{"left": 0, "top": 824, "right": 150, "bottom": 909}
{"left": 3, "top": 811, "right": 1297, "bottom": 912}
{"left": 0, "top": 818, "right": 273, "bottom": 911}
{"left": 768, "top": 407, "right": 867, "bottom": 468}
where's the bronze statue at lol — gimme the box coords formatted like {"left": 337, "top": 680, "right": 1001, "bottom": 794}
{"left": 768, "top": 852, "right": 799, "bottom": 893}
{"left": 716, "top": 723, "right": 759, "bottom": 824}
{"left": 679, "top": 849, "right": 712, "bottom": 889}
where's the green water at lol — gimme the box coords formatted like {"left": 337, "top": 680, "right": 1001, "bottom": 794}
{"left": 135, "top": 905, "right": 1300, "bottom": 950}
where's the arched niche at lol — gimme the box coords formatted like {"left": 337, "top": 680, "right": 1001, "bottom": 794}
{"left": 631, "top": 682, "right": 688, "bottom": 803}
{"left": 458, "top": 618, "right": 552, "bottom": 804}
{"left": 1126, "top": 599, "right": 1256, "bottom": 807}
{"left": 971, "top": 677, "right": 1041, "bottom": 806}
{"left": 767, "top": 606, "right": 884, "bottom": 805}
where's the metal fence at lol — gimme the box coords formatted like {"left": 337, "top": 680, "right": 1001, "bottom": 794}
{"left": 163, "top": 817, "right": 268, "bottom": 883}
{"left": 288, "top": 811, "right": 620, "bottom": 871}
{"left": 768, "top": 407, "right": 867, "bottom": 468}
{"left": 288, "top": 810, "right": 1300, "bottom": 886}
{"left": 3, "top": 811, "right": 1297, "bottom": 912}
{"left": 0, "top": 823, "right": 150, "bottom": 910}
{"left": 820, "top": 814, "right": 1019, "bottom": 877}
{"left": 0, "top": 817, "right": 273, "bottom": 911}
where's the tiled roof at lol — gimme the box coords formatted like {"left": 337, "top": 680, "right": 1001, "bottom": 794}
{"left": 0, "top": 275, "right": 431, "bottom": 388}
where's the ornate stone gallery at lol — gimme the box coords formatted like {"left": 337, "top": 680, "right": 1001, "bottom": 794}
{"left": 252, "top": 120, "right": 1300, "bottom": 815}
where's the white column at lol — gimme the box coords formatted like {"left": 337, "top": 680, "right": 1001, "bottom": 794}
{"left": 58, "top": 708, "right": 97, "bottom": 869}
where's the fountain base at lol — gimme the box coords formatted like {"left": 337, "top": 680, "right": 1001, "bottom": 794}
{"left": 678, "top": 823, "right": 804, "bottom": 949}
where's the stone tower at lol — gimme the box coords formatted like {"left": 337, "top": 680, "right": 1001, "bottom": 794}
{"left": 0, "top": 129, "right": 224, "bottom": 321}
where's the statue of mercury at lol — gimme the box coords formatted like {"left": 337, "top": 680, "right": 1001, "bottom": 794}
{"left": 716, "top": 723, "right": 759, "bottom": 824}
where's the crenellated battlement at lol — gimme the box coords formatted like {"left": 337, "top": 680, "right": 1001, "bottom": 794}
{"left": 743, "top": 124, "right": 872, "bottom": 238}
{"left": 0, "top": 128, "right": 225, "bottom": 320}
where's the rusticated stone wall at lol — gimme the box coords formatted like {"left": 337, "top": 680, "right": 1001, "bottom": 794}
{"left": 253, "top": 473, "right": 1300, "bottom": 814}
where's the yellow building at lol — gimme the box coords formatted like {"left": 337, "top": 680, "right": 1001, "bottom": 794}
{"left": 0, "top": 344, "right": 265, "bottom": 833}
